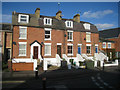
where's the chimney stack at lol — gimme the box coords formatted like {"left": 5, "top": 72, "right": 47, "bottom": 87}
{"left": 73, "top": 14, "right": 80, "bottom": 23}
{"left": 35, "top": 8, "right": 40, "bottom": 18}
{"left": 55, "top": 11, "right": 62, "bottom": 20}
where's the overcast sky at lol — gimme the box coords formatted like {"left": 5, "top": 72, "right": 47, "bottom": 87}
{"left": 1, "top": 2, "right": 119, "bottom": 30}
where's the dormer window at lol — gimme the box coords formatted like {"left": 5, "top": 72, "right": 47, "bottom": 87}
{"left": 18, "top": 14, "right": 29, "bottom": 23}
{"left": 65, "top": 21, "right": 73, "bottom": 28}
{"left": 83, "top": 23, "right": 90, "bottom": 30}
{"left": 44, "top": 18, "right": 52, "bottom": 25}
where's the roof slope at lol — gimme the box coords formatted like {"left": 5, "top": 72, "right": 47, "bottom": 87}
{"left": 99, "top": 28, "right": 120, "bottom": 38}
{"left": 12, "top": 12, "right": 98, "bottom": 33}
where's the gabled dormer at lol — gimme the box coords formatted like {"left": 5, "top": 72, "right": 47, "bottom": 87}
{"left": 44, "top": 17, "right": 52, "bottom": 26}
{"left": 18, "top": 14, "right": 29, "bottom": 23}
{"left": 83, "top": 23, "right": 90, "bottom": 30}
{"left": 65, "top": 20, "right": 73, "bottom": 28}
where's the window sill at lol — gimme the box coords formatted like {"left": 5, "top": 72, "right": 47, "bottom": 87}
{"left": 44, "top": 39, "right": 51, "bottom": 41}
{"left": 44, "top": 54, "right": 51, "bottom": 56}
{"left": 19, "top": 38, "right": 27, "bottom": 40}
{"left": 67, "top": 40, "right": 73, "bottom": 42}
{"left": 19, "top": 55, "right": 26, "bottom": 56}
{"left": 86, "top": 41, "right": 91, "bottom": 43}
{"left": 67, "top": 54, "right": 73, "bottom": 56}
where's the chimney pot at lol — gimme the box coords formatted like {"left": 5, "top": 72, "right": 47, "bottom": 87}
{"left": 55, "top": 11, "right": 62, "bottom": 20}
{"left": 35, "top": 8, "right": 40, "bottom": 18}
{"left": 73, "top": 14, "right": 80, "bottom": 23}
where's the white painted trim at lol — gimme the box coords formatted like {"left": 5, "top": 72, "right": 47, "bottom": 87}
{"left": 65, "top": 21, "right": 73, "bottom": 28}
{"left": 67, "top": 43, "right": 73, "bottom": 46}
{"left": 78, "top": 44, "right": 82, "bottom": 46}
{"left": 44, "top": 28, "right": 52, "bottom": 31}
{"left": 44, "top": 43, "right": 51, "bottom": 45}
{"left": 44, "top": 18, "right": 52, "bottom": 25}
{"left": 44, "top": 43, "right": 51, "bottom": 56}
{"left": 30, "top": 42, "right": 41, "bottom": 59}
{"left": 95, "top": 44, "right": 98, "bottom": 46}
{"left": 67, "top": 30, "right": 73, "bottom": 32}
{"left": 18, "top": 14, "right": 29, "bottom": 23}
{"left": 86, "top": 44, "right": 91, "bottom": 46}
{"left": 67, "top": 30, "right": 73, "bottom": 41}
{"left": 57, "top": 43, "right": 62, "bottom": 45}
{"left": 19, "top": 42, "right": 27, "bottom": 44}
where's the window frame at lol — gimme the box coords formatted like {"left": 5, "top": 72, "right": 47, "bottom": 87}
{"left": 65, "top": 21, "right": 73, "bottom": 28}
{"left": 19, "top": 42, "right": 27, "bottom": 56}
{"left": 18, "top": 14, "right": 29, "bottom": 23}
{"left": 67, "top": 30, "right": 73, "bottom": 41}
{"left": 67, "top": 44, "right": 73, "bottom": 56}
{"left": 19, "top": 26, "right": 27, "bottom": 40}
{"left": 83, "top": 23, "right": 90, "bottom": 30}
{"left": 44, "top": 28, "right": 52, "bottom": 41}
{"left": 86, "top": 32, "right": 91, "bottom": 42}
{"left": 44, "top": 18, "right": 52, "bottom": 25}
{"left": 108, "top": 42, "right": 111, "bottom": 48}
{"left": 44, "top": 43, "right": 51, "bottom": 56}
{"left": 102, "top": 42, "right": 106, "bottom": 48}
{"left": 86, "top": 44, "right": 91, "bottom": 54}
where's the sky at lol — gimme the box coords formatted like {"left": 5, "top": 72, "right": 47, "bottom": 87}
{"left": 1, "top": 2, "right": 119, "bottom": 30}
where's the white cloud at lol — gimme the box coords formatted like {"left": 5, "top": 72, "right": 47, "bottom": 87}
{"left": 0, "top": 14, "right": 12, "bottom": 23}
{"left": 95, "top": 23, "right": 114, "bottom": 30}
{"left": 82, "top": 10, "right": 113, "bottom": 18}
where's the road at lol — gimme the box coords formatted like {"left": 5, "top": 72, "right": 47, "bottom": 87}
{"left": 2, "top": 66, "right": 120, "bottom": 89}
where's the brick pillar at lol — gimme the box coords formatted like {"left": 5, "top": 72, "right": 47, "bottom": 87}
{"left": 8, "top": 59, "right": 12, "bottom": 71}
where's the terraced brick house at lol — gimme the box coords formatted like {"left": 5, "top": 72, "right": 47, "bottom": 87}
{"left": 99, "top": 28, "right": 120, "bottom": 60}
{"left": 0, "top": 23, "right": 12, "bottom": 62}
{"left": 12, "top": 8, "right": 99, "bottom": 71}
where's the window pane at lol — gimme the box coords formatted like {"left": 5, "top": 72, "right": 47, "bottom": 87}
{"left": 45, "top": 35, "right": 50, "bottom": 38}
{"left": 21, "top": 16, "right": 27, "bottom": 18}
{"left": 86, "top": 46, "right": 90, "bottom": 54}
{"left": 19, "top": 44, "right": 26, "bottom": 55}
{"left": 45, "top": 31, "right": 50, "bottom": 34}
{"left": 45, "top": 45, "right": 51, "bottom": 55}
{"left": 68, "top": 46, "right": 72, "bottom": 54}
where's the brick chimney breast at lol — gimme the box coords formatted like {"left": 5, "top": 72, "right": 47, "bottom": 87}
{"left": 73, "top": 14, "right": 80, "bottom": 23}
{"left": 55, "top": 11, "right": 62, "bottom": 20}
{"left": 35, "top": 8, "right": 40, "bottom": 18}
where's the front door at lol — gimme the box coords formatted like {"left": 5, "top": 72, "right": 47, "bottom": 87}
{"left": 78, "top": 46, "right": 81, "bottom": 54}
{"left": 57, "top": 45, "right": 61, "bottom": 58}
{"left": 33, "top": 46, "right": 38, "bottom": 59}
{"left": 95, "top": 46, "right": 98, "bottom": 53}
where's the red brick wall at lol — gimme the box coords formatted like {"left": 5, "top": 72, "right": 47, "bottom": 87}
{"left": 6, "top": 32, "right": 12, "bottom": 48}
{"left": 107, "top": 34, "right": 120, "bottom": 52}
{"left": 99, "top": 42, "right": 115, "bottom": 51}
{"left": 12, "top": 63, "right": 33, "bottom": 71}
{"left": 12, "top": 26, "right": 99, "bottom": 58}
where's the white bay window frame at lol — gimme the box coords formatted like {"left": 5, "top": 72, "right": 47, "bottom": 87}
{"left": 19, "top": 26, "right": 27, "bottom": 39}
{"left": 67, "top": 43, "right": 73, "bottom": 56}
{"left": 44, "top": 43, "right": 51, "bottom": 56}
{"left": 67, "top": 30, "right": 73, "bottom": 41}
{"left": 44, "top": 28, "right": 52, "bottom": 40}
{"left": 19, "top": 42, "right": 27, "bottom": 56}
{"left": 86, "top": 32, "right": 91, "bottom": 42}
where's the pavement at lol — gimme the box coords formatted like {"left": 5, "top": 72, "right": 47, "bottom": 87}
{"left": 1, "top": 66, "right": 120, "bottom": 89}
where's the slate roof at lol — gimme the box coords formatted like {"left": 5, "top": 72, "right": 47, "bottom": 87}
{"left": 99, "top": 38, "right": 115, "bottom": 43}
{"left": 0, "top": 23, "right": 12, "bottom": 32}
{"left": 12, "top": 12, "right": 98, "bottom": 33}
{"left": 99, "top": 28, "right": 120, "bottom": 38}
